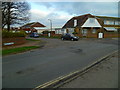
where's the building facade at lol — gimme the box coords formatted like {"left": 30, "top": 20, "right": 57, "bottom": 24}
{"left": 62, "top": 14, "right": 120, "bottom": 38}
{"left": 20, "top": 22, "right": 47, "bottom": 34}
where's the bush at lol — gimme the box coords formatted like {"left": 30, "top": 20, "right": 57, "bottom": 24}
{"left": 72, "top": 32, "right": 78, "bottom": 34}
{"left": 42, "top": 31, "right": 50, "bottom": 34}
{"left": 2, "top": 30, "right": 26, "bottom": 38}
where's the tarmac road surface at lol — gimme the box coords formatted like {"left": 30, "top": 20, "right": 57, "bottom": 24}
{"left": 2, "top": 38, "right": 118, "bottom": 88}
{"left": 60, "top": 52, "right": 118, "bottom": 88}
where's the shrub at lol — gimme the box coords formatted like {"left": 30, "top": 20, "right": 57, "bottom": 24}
{"left": 42, "top": 31, "right": 50, "bottom": 34}
{"left": 72, "top": 32, "right": 78, "bottom": 34}
{"left": 2, "top": 30, "right": 26, "bottom": 38}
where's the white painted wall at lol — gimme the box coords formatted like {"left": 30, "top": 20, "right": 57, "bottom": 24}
{"left": 67, "top": 28, "right": 74, "bottom": 34}
{"left": 55, "top": 30, "right": 62, "bottom": 34}
{"left": 81, "top": 18, "right": 102, "bottom": 27}
{"left": 61, "top": 29, "right": 66, "bottom": 34}
{"left": 25, "top": 31, "right": 31, "bottom": 33}
{"left": 34, "top": 27, "right": 48, "bottom": 34}
{"left": 37, "top": 30, "right": 46, "bottom": 34}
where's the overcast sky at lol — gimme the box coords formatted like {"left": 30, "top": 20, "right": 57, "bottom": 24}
{"left": 27, "top": 1, "right": 119, "bottom": 28}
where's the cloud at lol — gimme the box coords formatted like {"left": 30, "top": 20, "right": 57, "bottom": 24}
{"left": 28, "top": 2, "right": 118, "bottom": 28}
{"left": 26, "top": 0, "right": 119, "bottom": 2}
{"left": 29, "top": 2, "right": 76, "bottom": 27}
{"left": 39, "top": 2, "right": 118, "bottom": 16}
{"left": 30, "top": 9, "right": 50, "bottom": 18}
{"left": 30, "top": 9, "right": 74, "bottom": 27}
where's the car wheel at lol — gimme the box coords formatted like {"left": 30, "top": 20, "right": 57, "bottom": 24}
{"left": 61, "top": 38, "right": 64, "bottom": 40}
{"left": 71, "top": 38, "right": 74, "bottom": 41}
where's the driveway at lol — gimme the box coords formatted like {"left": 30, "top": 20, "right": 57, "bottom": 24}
{"left": 2, "top": 38, "right": 118, "bottom": 88}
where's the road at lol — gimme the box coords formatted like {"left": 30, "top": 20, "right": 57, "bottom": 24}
{"left": 60, "top": 52, "right": 118, "bottom": 88}
{"left": 2, "top": 38, "right": 118, "bottom": 88}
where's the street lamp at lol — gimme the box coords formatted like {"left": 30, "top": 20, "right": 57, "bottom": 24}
{"left": 48, "top": 19, "right": 52, "bottom": 31}
{"left": 48, "top": 19, "right": 52, "bottom": 37}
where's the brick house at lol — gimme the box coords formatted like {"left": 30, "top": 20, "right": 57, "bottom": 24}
{"left": 62, "top": 14, "right": 120, "bottom": 38}
{"left": 20, "top": 22, "right": 47, "bottom": 33}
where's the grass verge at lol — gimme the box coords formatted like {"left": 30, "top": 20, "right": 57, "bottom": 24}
{"left": 26, "top": 38, "right": 40, "bottom": 41}
{"left": 2, "top": 46, "right": 40, "bottom": 56}
{"left": 39, "top": 36, "right": 61, "bottom": 39}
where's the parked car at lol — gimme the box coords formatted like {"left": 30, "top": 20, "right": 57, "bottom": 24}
{"left": 61, "top": 33, "right": 79, "bottom": 41}
{"left": 29, "top": 32, "right": 39, "bottom": 38}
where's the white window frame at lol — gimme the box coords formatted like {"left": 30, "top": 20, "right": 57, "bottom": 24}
{"left": 89, "top": 18, "right": 95, "bottom": 23}
{"left": 92, "top": 29, "right": 96, "bottom": 34}
{"left": 82, "top": 29, "right": 87, "bottom": 36}
{"left": 104, "top": 20, "right": 114, "bottom": 25}
{"left": 115, "top": 21, "right": 118, "bottom": 25}
{"left": 82, "top": 29, "right": 87, "bottom": 34}
{"left": 74, "top": 19, "right": 77, "bottom": 27}
{"left": 68, "top": 28, "right": 74, "bottom": 34}
{"left": 115, "top": 20, "right": 120, "bottom": 25}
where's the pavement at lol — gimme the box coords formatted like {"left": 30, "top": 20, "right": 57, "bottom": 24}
{"left": 2, "top": 38, "right": 118, "bottom": 88}
{"left": 60, "top": 52, "right": 118, "bottom": 88}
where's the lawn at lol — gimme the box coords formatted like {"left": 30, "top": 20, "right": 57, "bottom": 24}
{"left": 26, "top": 38, "right": 40, "bottom": 41}
{"left": 39, "top": 36, "right": 61, "bottom": 39}
{"left": 2, "top": 46, "right": 40, "bottom": 56}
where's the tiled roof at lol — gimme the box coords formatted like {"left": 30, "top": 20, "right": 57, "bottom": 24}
{"left": 62, "top": 14, "right": 119, "bottom": 28}
{"left": 21, "top": 22, "right": 46, "bottom": 28}
{"left": 96, "top": 15, "right": 120, "bottom": 19}
{"left": 62, "top": 14, "right": 97, "bottom": 28}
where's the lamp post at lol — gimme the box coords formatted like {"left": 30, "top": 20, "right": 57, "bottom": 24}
{"left": 48, "top": 19, "right": 52, "bottom": 31}
{"left": 48, "top": 19, "right": 52, "bottom": 37}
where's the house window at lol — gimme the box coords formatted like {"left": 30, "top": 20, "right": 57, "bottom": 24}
{"left": 115, "top": 20, "right": 120, "bottom": 25}
{"left": 104, "top": 20, "right": 107, "bottom": 24}
{"left": 82, "top": 29, "right": 87, "bottom": 34}
{"left": 109, "top": 20, "right": 114, "bottom": 25}
{"left": 61, "top": 29, "right": 66, "bottom": 34}
{"left": 89, "top": 18, "right": 95, "bottom": 23}
{"left": 82, "top": 29, "right": 87, "bottom": 36}
{"left": 69, "top": 28, "right": 74, "bottom": 34}
{"left": 92, "top": 29, "right": 96, "bottom": 33}
{"left": 115, "top": 21, "right": 118, "bottom": 25}
{"left": 74, "top": 19, "right": 77, "bottom": 27}
{"left": 104, "top": 20, "right": 114, "bottom": 25}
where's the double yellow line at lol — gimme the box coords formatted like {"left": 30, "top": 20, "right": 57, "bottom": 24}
{"left": 33, "top": 50, "right": 118, "bottom": 90}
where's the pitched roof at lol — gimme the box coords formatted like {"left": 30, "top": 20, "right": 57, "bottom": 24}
{"left": 73, "top": 14, "right": 96, "bottom": 27}
{"left": 62, "top": 14, "right": 119, "bottom": 28}
{"left": 31, "top": 22, "right": 46, "bottom": 27}
{"left": 62, "top": 14, "right": 97, "bottom": 28}
{"left": 21, "top": 22, "right": 46, "bottom": 28}
{"left": 96, "top": 15, "right": 120, "bottom": 19}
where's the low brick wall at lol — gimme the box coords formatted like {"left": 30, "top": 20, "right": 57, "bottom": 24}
{"left": 52, "top": 34, "right": 61, "bottom": 37}
{"left": 40, "top": 34, "right": 48, "bottom": 36}
{"left": 77, "top": 33, "right": 119, "bottom": 38}
{"left": 77, "top": 33, "right": 98, "bottom": 38}
{"left": 40, "top": 33, "right": 119, "bottom": 38}
{"left": 40, "top": 34, "right": 61, "bottom": 37}
{"left": 86, "top": 34, "right": 98, "bottom": 38}
{"left": 77, "top": 33, "right": 97, "bottom": 38}
{"left": 104, "top": 33, "right": 119, "bottom": 38}
{"left": 2, "top": 37, "right": 26, "bottom": 47}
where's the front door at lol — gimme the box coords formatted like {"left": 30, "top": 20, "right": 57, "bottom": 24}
{"left": 82, "top": 29, "right": 87, "bottom": 37}
{"left": 98, "top": 32, "right": 103, "bottom": 38}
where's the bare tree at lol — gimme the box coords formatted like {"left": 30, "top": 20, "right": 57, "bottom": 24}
{"left": 2, "top": 1, "right": 30, "bottom": 31}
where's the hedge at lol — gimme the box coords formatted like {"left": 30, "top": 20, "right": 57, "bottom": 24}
{"left": 2, "top": 30, "right": 26, "bottom": 38}
{"left": 42, "top": 31, "right": 50, "bottom": 34}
